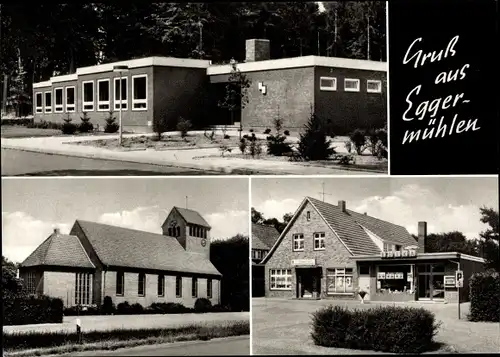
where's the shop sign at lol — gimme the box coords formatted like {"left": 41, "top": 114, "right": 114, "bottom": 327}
{"left": 377, "top": 272, "right": 386, "bottom": 279}
{"left": 394, "top": 272, "right": 404, "bottom": 279}
{"left": 381, "top": 249, "right": 417, "bottom": 258}
{"left": 292, "top": 258, "right": 316, "bottom": 266}
{"left": 386, "top": 273, "right": 395, "bottom": 279}
{"left": 444, "top": 275, "right": 456, "bottom": 288}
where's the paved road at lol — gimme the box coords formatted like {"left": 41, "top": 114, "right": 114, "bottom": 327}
{"left": 1, "top": 148, "right": 220, "bottom": 176}
{"left": 61, "top": 336, "right": 250, "bottom": 356}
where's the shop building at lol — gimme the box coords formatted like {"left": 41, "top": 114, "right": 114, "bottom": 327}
{"left": 261, "top": 197, "right": 485, "bottom": 303}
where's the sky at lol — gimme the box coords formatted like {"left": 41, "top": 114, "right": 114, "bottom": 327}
{"left": 2, "top": 178, "right": 249, "bottom": 263}
{"left": 252, "top": 176, "right": 498, "bottom": 240}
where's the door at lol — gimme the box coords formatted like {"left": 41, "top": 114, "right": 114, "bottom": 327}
{"left": 358, "top": 276, "right": 371, "bottom": 300}
{"left": 418, "top": 274, "right": 431, "bottom": 299}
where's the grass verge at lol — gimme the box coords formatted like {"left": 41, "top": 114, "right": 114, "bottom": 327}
{"left": 3, "top": 320, "right": 249, "bottom": 357}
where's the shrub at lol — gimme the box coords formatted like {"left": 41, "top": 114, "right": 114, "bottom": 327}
{"left": 61, "top": 114, "right": 77, "bottom": 135}
{"left": 468, "top": 271, "right": 500, "bottom": 322}
{"left": 263, "top": 128, "right": 271, "bottom": 134}
{"left": 116, "top": 301, "right": 132, "bottom": 315}
{"left": 298, "top": 107, "right": 335, "bottom": 161}
{"left": 1, "top": 118, "right": 33, "bottom": 126}
{"left": 284, "top": 130, "right": 290, "bottom": 136}
{"left": 194, "top": 298, "right": 212, "bottom": 313}
{"left": 176, "top": 116, "right": 192, "bottom": 138}
{"left": 3, "top": 295, "right": 64, "bottom": 326}
{"left": 101, "top": 296, "right": 115, "bottom": 315}
{"left": 311, "top": 305, "right": 440, "bottom": 354}
{"left": 63, "top": 305, "right": 99, "bottom": 316}
{"left": 249, "top": 129, "right": 254, "bottom": 133}
{"left": 224, "top": 134, "right": 230, "bottom": 139}
{"left": 349, "top": 129, "right": 367, "bottom": 155}
{"left": 104, "top": 111, "right": 119, "bottom": 133}
{"left": 130, "top": 303, "right": 144, "bottom": 314}
{"left": 248, "top": 134, "right": 261, "bottom": 158}
{"left": 147, "top": 302, "right": 189, "bottom": 314}
{"left": 239, "top": 138, "right": 247, "bottom": 154}
{"left": 266, "top": 112, "right": 292, "bottom": 156}
{"left": 27, "top": 120, "right": 63, "bottom": 130}
{"left": 78, "top": 112, "right": 94, "bottom": 133}
{"left": 344, "top": 141, "right": 352, "bottom": 153}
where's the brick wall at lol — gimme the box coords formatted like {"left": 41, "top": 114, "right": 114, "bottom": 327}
{"left": 245, "top": 39, "right": 271, "bottom": 62}
{"left": 265, "top": 200, "right": 355, "bottom": 299}
{"left": 43, "top": 271, "right": 75, "bottom": 306}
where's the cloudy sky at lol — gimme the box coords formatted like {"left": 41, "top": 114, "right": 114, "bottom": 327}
{"left": 252, "top": 176, "right": 498, "bottom": 239}
{"left": 2, "top": 178, "right": 249, "bottom": 263}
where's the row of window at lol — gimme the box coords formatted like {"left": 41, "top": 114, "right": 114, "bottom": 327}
{"left": 292, "top": 232, "right": 326, "bottom": 251}
{"left": 116, "top": 272, "right": 213, "bottom": 299}
{"left": 252, "top": 249, "right": 268, "bottom": 260}
{"left": 319, "top": 77, "right": 382, "bottom": 93}
{"left": 383, "top": 243, "right": 402, "bottom": 252}
{"left": 268, "top": 267, "right": 355, "bottom": 293}
{"left": 76, "top": 273, "right": 93, "bottom": 305}
{"left": 189, "top": 225, "right": 207, "bottom": 238}
{"left": 34, "top": 75, "right": 148, "bottom": 114}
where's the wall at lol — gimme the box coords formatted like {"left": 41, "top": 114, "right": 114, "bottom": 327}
{"left": 314, "top": 66, "right": 387, "bottom": 135}
{"left": 103, "top": 270, "right": 220, "bottom": 307}
{"left": 459, "top": 258, "right": 485, "bottom": 302}
{"left": 265, "top": 200, "right": 354, "bottom": 299}
{"left": 161, "top": 209, "right": 188, "bottom": 251}
{"left": 43, "top": 271, "right": 76, "bottom": 307}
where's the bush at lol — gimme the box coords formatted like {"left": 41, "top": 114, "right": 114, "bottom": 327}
{"left": 266, "top": 113, "right": 292, "bottom": 156}
{"left": 104, "top": 111, "right": 119, "bottom": 133}
{"left": 468, "top": 271, "right": 500, "bottom": 322}
{"left": 3, "top": 295, "right": 64, "bottom": 326}
{"left": 239, "top": 138, "right": 247, "bottom": 154}
{"left": 176, "top": 116, "right": 192, "bottom": 138}
{"left": 61, "top": 114, "right": 77, "bottom": 135}
{"left": 194, "top": 298, "right": 212, "bottom": 313}
{"left": 248, "top": 133, "right": 261, "bottom": 158}
{"left": 116, "top": 301, "right": 132, "bottom": 315}
{"left": 249, "top": 129, "right": 254, "bottom": 133}
{"left": 1, "top": 118, "right": 33, "bottom": 126}
{"left": 349, "top": 129, "right": 367, "bottom": 155}
{"left": 298, "top": 108, "right": 335, "bottom": 161}
{"left": 26, "top": 120, "right": 63, "bottom": 130}
{"left": 78, "top": 112, "right": 94, "bottom": 133}
{"left": 147, "top": 302, "right": 190, "bottom": 314}
{"left": 263, "top": 128, "right": 271, "bottom": 134}
{"left": 311, "top": 305, "right": 440, "bottom": 354}
{"left": 101, "top": 296, "right": 115, "bottom": 315}
{"left": 130, "top": 303, "right": 144, "bottom": 314}
{"left": 224, "top": 134, "right": 230, "bottom": 139}
{"left": 63, "top": 305, "right": 99, "bottom": 316}
{"left": 284, "top": 130, "right": 290, "bottom": 136}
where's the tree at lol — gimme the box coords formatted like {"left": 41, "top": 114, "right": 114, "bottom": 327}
{"left": 210, "top": 234, "right": 249, "bottom": 311}
{"left": 478, "top": 207, "right": 499, "bottom": 272}
{"left": 251, "top": 207, "right": 292, "bottom": 233}
{"left": 424, "top": 231, "right": 480, "bottom": 256}
{"left": 298, "top": 106, "right": 335, "bottom": 161}
{"left": 251, "top": 207, "right": 265, "bottom": 224}
{"left": 2, "top": 256, "right": 26, "bottom": 301}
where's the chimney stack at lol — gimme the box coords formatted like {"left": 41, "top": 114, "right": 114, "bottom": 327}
{"left": 338, "top": 200, "right": 346, "bottom": 213}
{"left": 53, "top": 228, "right": 60, "bottom": 235}
{"left": 417, "top": 221, "right": 427, "bottom": 253}
{"left": 245, "top": 39, "right": 270, "bottom": 62}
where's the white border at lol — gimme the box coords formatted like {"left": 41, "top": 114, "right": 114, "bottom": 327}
{"left": 82, "top": 80, "right": 95, "bottom": 112}
{"left": 131, "top": 74, "right": 148, "bottom": 111}
{"left": 44, "top": 91, "right": 52, "bottom": 113}
{"left": 65, "top": 86, "right": 76, "bottom": 113}
{"left": 386, "top": 2, "right": 392, "bottom": 174}
{"left": 344, "top": 78, "right": 360, "bottom": 92}
{"left": 367, "top": 79, "right": 382, "bottom": 93}
{"left": 35, "top": 92, "right": 43, "bottom": 113}
{"left": 114, "top": 77, "right": 128, "bottom": 111}
{"left": 319, "top": 76, "right": 337, "bottom": 91}
{"left": 53, "top": 87, "right": 64, "bottom": 113}
{"left": 97, "top": 78, "right": 111, "bottom": 112}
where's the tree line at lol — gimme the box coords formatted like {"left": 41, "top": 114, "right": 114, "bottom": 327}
{"left": 0, "top": 2, "right": 386, "bottom": 115}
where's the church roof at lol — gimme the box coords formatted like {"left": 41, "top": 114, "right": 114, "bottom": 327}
{"left": 20, "top": 231, "right": 95, "bottom": 268}
{"left": 173, "top": 207, "right": 211, "bottom": 228}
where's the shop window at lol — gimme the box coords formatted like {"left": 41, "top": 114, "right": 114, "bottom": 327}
{"left": 116, "top": 272, "right": 124, "bottom": 295}
{"left": 344, "top": 78, "right": 360, "bottom": 92}
{"left": 35, "top": 93, "right": 43, "bottom": 113}
{"left": 376, "top": 265, "right": 412, "bottom": 294}
{"left": 270, "top": 269, "right": 292, "bottom": 290}
{"left": 54, "top": 87, "right": 64, "bottom": 113}
{"left": 97, "top": 79, "right": 110, "bottom": 111}
{"left": 65, "top": 86, "right": 76, "bottom": 112}
{"left": 313, "top": 232, "right": 325, "bottom": 250}
{"left": 320, "top": 77, "right": 337, "bottom": 91}
{"left": 132, "top": 74, "right": 147, "bottom": 110}
{"left": 292, "top": 233, "right": 304, "bottom": 251}
{"left": 114, "top": 77, "right": 128, "bottom": 110}
{"left": 326, "top": 268, "right": 354, "bottom": 294}
{"left": 82, "top": 81, "right": 94, "bottom": 111}
{"left": 367, "top": 79, "right": 382, "bottom": 93}
{"left": 176, "top": 276, "right": 182, "bottom": 297}
{"left": 44, "top": 91, "right": 52, "bottom": 113}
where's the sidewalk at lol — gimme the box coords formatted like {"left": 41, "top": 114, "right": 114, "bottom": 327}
{"left": 1, "top": 131, "right": 381, "bottom": 175}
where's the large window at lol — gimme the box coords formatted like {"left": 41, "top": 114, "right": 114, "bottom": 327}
{"left": 326, "top": 268, "right": 354, "bottom": 294}
{"left": 65, "top": 86, "right": 76, "bottom": 112}
{"left": 292, "top": 233, "right": 304, "bottom": 251}
{"left": 376, "top": 265, "right": 412, "bottom": 294}
{"left": 313, "top": 232, "right": 325, "bottom": 250}
{"left": 132, "top": 74, "right": 147, "bottom": 110}
{"left": 54, "top": 87, "right": 64, "bottom": 113}
{"left": 44, "top": 91, "right": 52, "bottom": 113}
{"left": 116, "top": 272, "right": 124, "bottom": 296}
{"left": 270, "top": 269, "right": 292, "bottom": 290}
{"left": 138, "top": 273, "right": 146, "bottom": 296}
{"left": 158, "top": 274, "right": 165, "bottom": 297}
{"left": 82, "top": 81, "right": 95, "bottom": 111}
{"left": 189, "top": 225, "right": 207, "bottom": 238}
{"left": 344, "top": 78, "right": 360, "bottom": 92}
{"left": 192, "top": 277, "right": 198, "bottom": 298}
{"left": 319, "top": 77, "right": 337, "bottom": 91}
{"left": 114, "top": 77, "right": 128, "bottom": 110}
{"left": 207, "top": 278, "right": 212, "bottom": 298}
{"left": 176, "top": 276, "right": 182, "bottom": 297}
{"left": 367, "top": 80, "right": 382, "bottom": 93}
{"left": 75, "top": 272, "right": 92, "bottom": 305}
{"left": 97, "top": 79, "right": 110, "bottom": 111}
{"left": 26, "top": 271, "right": 36, "bottom": 294}
{"left": 35, "top": 93, "right": 43, "bottom": 113}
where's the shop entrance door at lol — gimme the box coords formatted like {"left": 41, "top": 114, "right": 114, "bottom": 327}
{"left": 417, "top": 264, "right": 445, "bottom": 301}
{"left": 296, "top": 268, "right": 321, "bottom": 299}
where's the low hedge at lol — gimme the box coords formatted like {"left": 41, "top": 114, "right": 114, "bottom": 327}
{"left": 3, "top": 295, "right": 64, "bottom": 326}
{"left": 311, "top": 305, "right": 440, "bottom": 354}
{"left": 468, "top": 271, "right": 500, "bottom": 322}
{"left": 1, "top": 118, "right": 34, "bottom": 126}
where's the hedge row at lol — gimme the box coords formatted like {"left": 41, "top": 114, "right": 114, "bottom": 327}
{"left": 469, "top": 271, "right": 500, "bottom": 322}
{"left": 3, "top": 295, "right": 64, "bottom": 326}
{"left": 311, "top": 305, "right": 440, "bottom": 354}
{"left": 1, "top": 118, "right": 34, "bottom": 126}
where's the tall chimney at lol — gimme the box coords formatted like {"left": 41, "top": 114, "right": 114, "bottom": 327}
{"left": 245, "top": 39, "right": 270, "bottom": 62}
{"left": 338, "top": 200, "right": 346, "bottom": 213}
{"left": 417, "top": 221, "right": 427, "bottom": 253}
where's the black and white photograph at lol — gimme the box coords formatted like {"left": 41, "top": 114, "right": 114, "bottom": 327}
{"left": 1, "top": 2, "right": 387, "bottom": 176}
{"left": 2, "top": 177, "right": 250, "bottom": 356}
{"left": 251, "top": 176, "right": 499, "bottom": 354}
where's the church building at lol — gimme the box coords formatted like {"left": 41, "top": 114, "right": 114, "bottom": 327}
{"left": 18, "top": 207, "right": 221, "bottom": 308}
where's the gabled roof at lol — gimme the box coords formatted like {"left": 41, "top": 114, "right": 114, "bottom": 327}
{"left": 75, "top": 220, "right": 220, "bottom": 276}
{"left": 262, "top": 197, "right": 417, "bottom": 263}
{"left": 20, "top": 232, "right": 95, "bottom": 269}
{"left": 252, "top": 223, "right": 280, "bottom": 250}
{"left": 173, "top": 207, "right": 211, "bottom": 228}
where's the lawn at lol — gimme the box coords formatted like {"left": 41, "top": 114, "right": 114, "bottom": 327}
{"left": 1, "top": 125, "right": 62, "bottom": 138}
{"left": 252, "top": 298, "right": 500, "bottom": 354}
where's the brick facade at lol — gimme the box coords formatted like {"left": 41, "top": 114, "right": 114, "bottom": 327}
{"left": 245, "top": 39, "right": 271, "bottom": 62}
